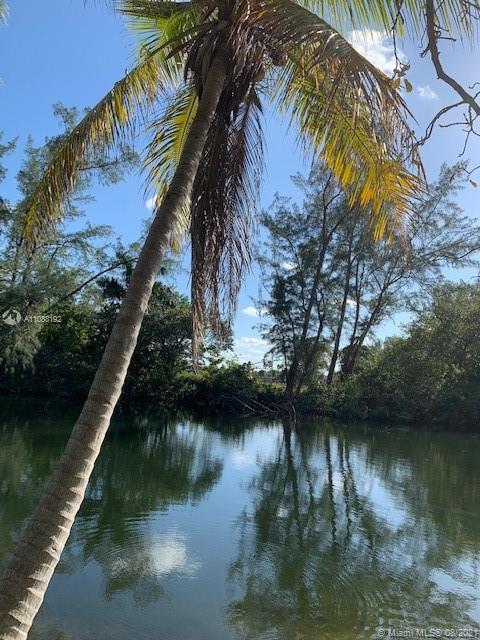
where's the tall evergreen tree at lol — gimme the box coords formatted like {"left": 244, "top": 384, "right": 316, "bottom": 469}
{"left": 259, "top": 163, "right": 480, "bottom": 391}
{"left": 0, "top": 106, "right": 138, "bottom": 373}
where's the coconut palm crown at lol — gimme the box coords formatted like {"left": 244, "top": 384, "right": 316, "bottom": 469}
{"left": 23, "top": 0, "right": 430, "bottom": 356}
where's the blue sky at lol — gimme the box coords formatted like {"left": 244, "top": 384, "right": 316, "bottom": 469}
{"left": 1, "top": 1, "right": 479, "bottom": 364}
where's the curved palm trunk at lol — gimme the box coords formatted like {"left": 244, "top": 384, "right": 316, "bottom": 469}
{"left": 0, "top": 56, "right": 227, "bottom": 640}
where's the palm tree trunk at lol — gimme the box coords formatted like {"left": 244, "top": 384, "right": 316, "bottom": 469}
{"left": 0, "top": 55, "right": 227, "bottom": 640}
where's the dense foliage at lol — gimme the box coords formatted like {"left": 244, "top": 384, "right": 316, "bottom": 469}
{"left": 0, "top": 113, "right": 277, "bottom": 413}
{"left": 254, "top": 163, "right": 480, "bottom": 430}
{"left": 332, "top": 283, "right": 480, "bottom": 429}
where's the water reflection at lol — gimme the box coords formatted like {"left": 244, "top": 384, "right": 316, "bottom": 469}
{"left": 227, "top": 422, "right": 480, "bottom": 640}
{"left": 0, "top": 407, "right": 479, "bottom": 640}
{"left": 64, "top": 421, "right": 222, "bottom": 603}
{"left": 96, "top": 528, "right": 201, "bottom": 605}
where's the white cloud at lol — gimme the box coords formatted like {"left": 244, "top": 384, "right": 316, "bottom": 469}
{"left": 238, "top": 337, "right": 268, "bottom": 346}
{"left": 281, "top": 261, "right": 296, "bottom": 271}
{"left": 333, "top": 296, "right": 357, "bottom": 308}
{"left": 150, "top": 534, "right": 200, "bottom": 577}
{"left": 146, "top": 196, "right": 158, "bottom": 211}
{"left": 242, "top": 305, "right": 267, "bottom": 318}
{"left": 348, "top": 29, "right": 400, "bottom": 75}
{"left": 417, "top": 85, "right": 439, "bottom": 101}
{"left": 108, "top": 530, "right": 200, "bottom": 582}
{"left": 234, "top": 336, "right": 271, "bottom": 364}
{"left": 232, "top": 448, "right": 256, "bottom": 469}
{"left": 242, "top": 306, "right": 260, "bottom": 318}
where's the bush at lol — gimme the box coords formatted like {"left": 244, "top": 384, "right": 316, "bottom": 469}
{"left": 175, "top": 362, "right": 273, "bottom": 413}
{"left": 329, "top": 283, "right": 480, "bottom": 431}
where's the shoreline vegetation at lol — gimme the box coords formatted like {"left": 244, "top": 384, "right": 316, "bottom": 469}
{"left": 1, "top": 286, "right": 479, "bottom": 437}
{"left": 2, "top": 273, "right": 479, "bottom": 432}
{"left": 0, "top": 380, "right": 476, "bottom": 433}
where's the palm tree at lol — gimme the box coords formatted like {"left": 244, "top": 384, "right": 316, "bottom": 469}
{"left": 0, "top": 1, "right": 475, "bottom": 638}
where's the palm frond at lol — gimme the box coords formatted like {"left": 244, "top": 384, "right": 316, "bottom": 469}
{"left": 295, "top": 0, "right": 480, "bottom": 39}
{"left": 120, "top": 0, "right": 208, "bottom": 85}
{"left": 24, "top": 54, "right": 164, "bottom": 248}
{"left": 255, "top": 0, "right": 404, "bottom": 109}
{"left": 294, "top": 0, "right": 401, "bottom": 32}
{"left": 191, "top": 87, "right": 265, "bottom": 359}
{"left": 254, "top": 0, "right": 423, "bottom": 231}
{"left": 277, "top": 67, "right": 422, "bottom": 237}
{"left": 118, "top": 0, "right": 192, "bottom": 19}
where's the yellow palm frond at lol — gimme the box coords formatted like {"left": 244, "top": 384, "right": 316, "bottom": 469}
{"left": 278, "top": 69, "right": 422, "bottom": 237}
{"left": 256, "top": 0, "right": 404, "bottom": 109}
{"left": 254, "top": 0, "right": 423, "bottom": 232}
{"left": 24, "top": 54, "right": 164, "bottom": 248}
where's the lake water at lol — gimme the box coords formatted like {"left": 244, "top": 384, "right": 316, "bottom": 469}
{"left": 1, "top": 402, "right": 479, "bottom": 640}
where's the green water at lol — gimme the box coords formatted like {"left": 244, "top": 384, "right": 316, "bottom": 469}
{"left": 1, "top": 403, "right": 479, "bottom": 640}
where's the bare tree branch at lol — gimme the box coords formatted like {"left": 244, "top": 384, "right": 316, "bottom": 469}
{"left": 419, "top": 0, "right": 480, "bottom": 160}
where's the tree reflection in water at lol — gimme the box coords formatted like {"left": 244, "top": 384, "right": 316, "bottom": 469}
{"left": 73, "top": 422, "right": 222, "bottom": 603}
{"left": 227, "top": 421, "right": 480, "bottom": 640}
